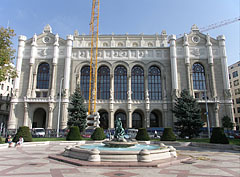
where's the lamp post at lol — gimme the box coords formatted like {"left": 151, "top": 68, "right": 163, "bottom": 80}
{"left": 57, "top": 77, "right": 64, "bottom": 138}
{"left": 204, "top": 84, "right": 211, "bottom": 139}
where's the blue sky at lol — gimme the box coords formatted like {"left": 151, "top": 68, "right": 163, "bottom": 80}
{"left": 1, "top": 0, "right": 239, "bottom": 65}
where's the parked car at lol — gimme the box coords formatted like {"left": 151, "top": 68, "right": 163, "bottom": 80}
{"left": 32, "top": 128, "right": 45, "bottom": 137}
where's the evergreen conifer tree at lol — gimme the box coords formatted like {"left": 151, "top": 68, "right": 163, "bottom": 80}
{"left": 173, "top": 89, "right": 204, "bottom": 139}
{"left": 67, "top": 86, "right": 87, "bottom": 133}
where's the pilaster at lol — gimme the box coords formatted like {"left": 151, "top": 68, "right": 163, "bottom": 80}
{"left": 23, "top": 102, "right": 29, "bottom": 126}
{"left": 47, "top": 103, "right": 54, "bottom": 129}
{"left": 183, "top": 34, "right": 191, "bottom": 92}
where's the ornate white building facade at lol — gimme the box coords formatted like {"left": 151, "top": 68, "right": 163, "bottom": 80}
{"left": 8, "top": 24, "right": 233, "bottom": 131}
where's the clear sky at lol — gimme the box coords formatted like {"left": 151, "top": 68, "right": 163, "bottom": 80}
{"left": 1, "top": 0, "right": 239, "bottom": 65}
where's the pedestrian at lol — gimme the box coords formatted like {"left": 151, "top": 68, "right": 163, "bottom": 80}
{"left": 6, "top": 135, "right": 13, "bottom": 147}
{"left": 16, "top": 136, "right": 24, "bottom": 147}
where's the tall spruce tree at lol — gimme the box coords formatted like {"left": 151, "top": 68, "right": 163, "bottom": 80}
{"left": 67, "top": 86, "right": 87, "bottom": 133}
{"left": 173, "top": 89, "right": 204, "bottom": 139}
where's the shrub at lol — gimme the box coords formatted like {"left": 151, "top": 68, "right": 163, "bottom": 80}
{"left": 210, "top": 127, "right": 229, "bottom": 144}
{"left": 0, "top": 137, "right": 3, "bottom": 144}
{"left": 91, "top": 127, "right": 105, "bottom": 140}
{"left": 161, "top": 128, "right": 176, "bottom": 141}
{"left": 66, "top": 126, "right": 82, "bottom": 141}
{"left": 135, "top": 128, "right": 150, "bottom": 141}
{"left": 13, "top": 126, "right": 32, "bottom": 142}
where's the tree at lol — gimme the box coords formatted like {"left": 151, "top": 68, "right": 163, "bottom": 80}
{"left": 173, "top": 89, "right": 204, "bottom": 139}
{"left": 222, "top": 115, "right": 234, "bottom": 131}
{"left": 67, "top": 86, "right": 87, "bottom": 133}
{"left": 0, "top": 26, "right": 17, "bottom": 82}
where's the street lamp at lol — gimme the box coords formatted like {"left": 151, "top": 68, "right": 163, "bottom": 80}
{"left": 204, "top": 83, "right": 211, "bottom": 139}
{"left": 57, "top": 77, "right": 64, "bottom": 138}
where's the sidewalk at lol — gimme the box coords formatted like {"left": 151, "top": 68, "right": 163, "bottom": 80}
{"left": 0, "top": 142, "right": 239, "bottom": 177}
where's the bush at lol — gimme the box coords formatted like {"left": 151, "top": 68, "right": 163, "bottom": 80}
{"left": 13, "top": 126, "right": 32, "bottom": 142}
{"left": 66, "top": 126, "right": 82, "bottom": 141}
{"left": 161, "top": 128, "right": 176, "bottom": 141}
{"left": 0, "top": 137, "right": 3, "bottom": 144}
{"left": 136, "top": 128, "right": 150, "bottom": 141}
{"left": 210, "top": 127, "right": 229, "bottom": 144}
{"left": 91, "top": 127, "right": 105, "bottom": 140}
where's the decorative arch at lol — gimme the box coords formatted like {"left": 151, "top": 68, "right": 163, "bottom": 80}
{"left": 36, "top": 62, "right": 50, "bottom": 89}
{"left": 114, "top": 110, "right": 127, "bottom": 129}
{"left": 97, "top": 66, "right": 110, "bottom": 99}
{"left": 80, "top": 65, "right": 90, "bottom": 99}
{"left": 192, "top": 63, "right": 206, "bottom": 90}
{"left": 148, "top": 65, "right": 162, "bottom": 100}
{"left": 114, "top": 65, "right": 127, "bottom": 100}
{"left": 150, "top": 110, "right": 163, "bottom": 127}
{"left": 131, "top": 65, "right": 144, "bottom": 100}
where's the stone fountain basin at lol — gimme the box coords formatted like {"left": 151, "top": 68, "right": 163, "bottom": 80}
{"left": 62, "top": 143, "right": 177, "bottom": 163}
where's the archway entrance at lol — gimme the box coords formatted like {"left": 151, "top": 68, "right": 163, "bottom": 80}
{"left": 150, "top": 110, "right": 162, "bottom": 127}
{"left": 99, "top": 110, "right": 109, "bottom": 129}
{"left": 32, "top": 108, "right": 46, "bottom": 128}
{"left": 114, "top": 111, "right": 127, "bottom": 128}
{"left": 132, "top": 110, "right": 143, "bottom": 128}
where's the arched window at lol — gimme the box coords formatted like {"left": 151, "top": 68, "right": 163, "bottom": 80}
{"left": 132, "top": 66, "right": 144, "bottom": 100}
{"left": 132, "top": 111, "right": 143, "bottom": 128}
{"left": 37, "top": 63, "right": 50, "bottom": 89}
{"left": 115, "top": 111, "right": 127, "bottom": 129}
{"left": 114, "top": 66, "right": 127, "bottom": 100}
{"left": 148, "top": 66, "right": 162, "bottom": 100}
{"left": 192, "top": 63, "right": 206, "bottom": 90}
{"left": 150, "top": 111, "right": 159, "bottom": 127}
{"left": 97, "top": 66, "right": 110, "bottom": 99}
{"left": 80, "top": 66, "right": 90, "bottom": 99}
{"left": 99, "top": 110, "right": 109, "bottom": 129}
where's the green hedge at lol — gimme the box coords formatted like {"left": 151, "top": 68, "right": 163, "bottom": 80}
{"left": 136, "top": 128, "right": 150, "bottom": 141}
{"left": 66, "top": 126, "right": 82, "bottom": 141}
{"left": 0, "top": 137, "right": 3, "bottom": 144}
{"left": 161, "top": 128, "right": 176, "bottom": 141}
{"left": 91, "top": 127, "right": 105, "bottom": 140}
{"left": 210, "top": 127, "right": 229, "bottom": 144}
{"left": 13, "top": 126, "right": 32, "bottom": 142}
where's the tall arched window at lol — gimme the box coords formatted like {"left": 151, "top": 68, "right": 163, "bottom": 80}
{"left": 132, "top": 111, "right": 143, "bottom": 128}
{"left": 192, "top": 63, "right": 206, "bottom": 90}
{"left": 132, "top": 66, "right": 144, "bottom": 100}
{"left": 37, "top": 63, "right": 50, "bottom": 89}
{"left": 97, "top": 66, "right": 110, "bottom": 99}
{"left": 114, "top": 66, "right": 127, "bottom": 100}
{"left": 148, "top": 66, "right": 162, "bottom": 100}
{"left": 80, "top": 66, "right": 90, "bottom": 99}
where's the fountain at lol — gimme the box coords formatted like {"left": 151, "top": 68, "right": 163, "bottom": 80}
{"left": 62, "top": 118, "right": 177, "bottom": 162}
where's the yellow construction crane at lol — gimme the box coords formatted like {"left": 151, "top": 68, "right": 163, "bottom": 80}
{"left": 88, "top": 0, "right": 100, "bottom": 115}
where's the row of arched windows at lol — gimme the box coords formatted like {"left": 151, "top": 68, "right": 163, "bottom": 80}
{"left": 36, "top": 62, "right": 207, "bottom": 98}
{"left": 80, "top": 65, "right": 162, "bottom": 100}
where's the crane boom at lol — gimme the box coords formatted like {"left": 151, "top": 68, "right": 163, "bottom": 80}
{"left": 88, "top": 0, "right": 100, "bottom": 115}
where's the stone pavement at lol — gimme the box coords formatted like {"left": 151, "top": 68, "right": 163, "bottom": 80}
{"left": 0, "top": 142, "right": 239, "bottom": 177}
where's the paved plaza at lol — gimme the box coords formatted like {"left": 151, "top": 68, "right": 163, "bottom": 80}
{"left": 0, "top": 142, "right": 239, "bottom": 177}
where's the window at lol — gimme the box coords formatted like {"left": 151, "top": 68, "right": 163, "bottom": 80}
{"left": 232, "top": 99, "right": 234, "bottom": 104}
{"left": 233, "top": 71, "right": 238, "bottom": 78}
{"left": 132, "top": 42, "right": 138, "bottom": 47}
{"left": 235, "top": 118, "right": 238, "bottom": 123}
{"left": 114, "top": 66, "right": 127, "bottom": 100}
{"left": 132, "top": 112, "right": 143, "bottom": 128}
{"left": 238, "top": 107, "right": 240, "bottom": 113}
{"left": 37, "top": 63, "right": 50, "bottom": 89}
{"left": 80, "top": 66, "right": 90, "bottom": 100}
{"left": 117, "top": 42, "right": 123, "bottom": 47}
{"left": 97, "top": 66, "right": 110, "bottom": 100}
{"left": 229, "top": 74, "right": 231, "bottom": 79}
{"left": 230, "top": 82, "right": 232, "bottom": 88}
{"left": 132, "top": 66, "right": 144, "bottom": 100}
{"left": 236, "top": 98, "right": 240, "bottom": 104}
{"left": 235, "top": 88, "right": 240, "bottom": 95}
{"left": 234, "top": 80, "right": 239, "bottom": 86}
{"left": 7, "top": 86, "right": 9, "bottom": 91}
{"left": 192, "top": 63, "right": 206, "bottom": 90}
{"left": 8, "top": 77, "right": 10, "bottom": 82}
{"left": 148, "top": 66, "right": 162, "bottom": 100}
{"left": 1, "top": 84, "right": 4, "bottom": 90}
{"left": 103, "top": 42, "right": 108, "bottom": 47}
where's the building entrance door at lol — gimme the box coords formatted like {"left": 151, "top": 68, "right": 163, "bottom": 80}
{"left": 32, "top": 108, "right": 46, "bottom": 128}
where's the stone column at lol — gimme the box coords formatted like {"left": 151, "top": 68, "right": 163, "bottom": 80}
{"left": 27, "top": 34, "right": 37, "bottom": 97}
{"left": 127, "top": 75, "right": 132, "bottom": 128}
{"left": 109, "top": 111, "right": 114, "bottom": 128}
{"left": 145, "top": 89, "right": 150, "bottom": 128}
{"left": 23, "top": 102, "right": 29, "bottom": 126}
{"left": 109, "top": 74, "right": 114, "bottom": 128}
{"left": 50, "top": 34, "right": 59, "bottom": 99}
{"left": 206, "top": 34, "right": 217, "bottom": 98}
{"left": 31, "top": 73, "right": 37, "bottom": 97}
{"left": 61, "top": 35, "right": 73, "bottom": 129}
{"left": 183, "top": 34, "right": 191, "bottom": 92}
{"left": 47, "top": 103, "right": 54, "bottom": 129}
{"left": 169, "top": 35, "right": 178, "bottom": 97}
{"left": 8, "top": 35, "right": 26, "bottom": 130}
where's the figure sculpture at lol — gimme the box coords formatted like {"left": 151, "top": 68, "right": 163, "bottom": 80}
{"left": 114, "top": 118, "right": 125, "bottom": 141}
